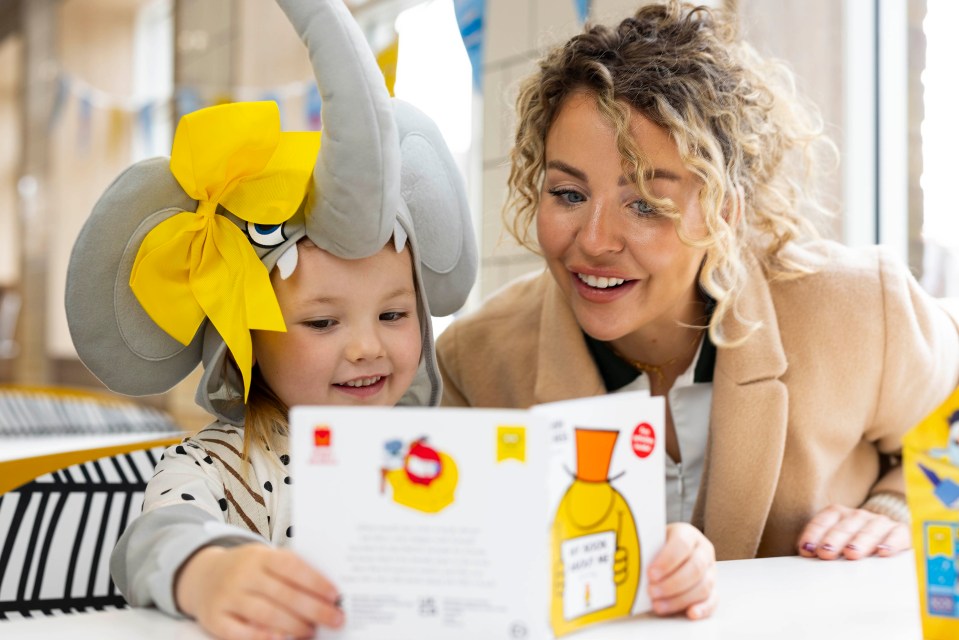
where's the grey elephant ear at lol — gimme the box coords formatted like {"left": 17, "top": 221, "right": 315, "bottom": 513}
{"left": 394, "top": 100, "right": 477, "bottom": 316}
{"left": 65, "top": 158, "right": 205, "bottom": 396}
{"left": 276, "top": 0, "right": 400, "bottom": 258}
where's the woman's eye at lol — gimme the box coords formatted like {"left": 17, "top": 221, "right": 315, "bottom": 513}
{"left": 247, "top": 222, "right": 286, "bottom": 247}
{"left": 380, "top": 311, "right": 409, "bottom": 322}
{"left": 631, "top": 199, "right": 656, "bottom": 216}
{"left": 307, "top": 319, "right": 336, "bottom": 330}
{"left": 548, "top": 188, "right": 586, "bottom": 206}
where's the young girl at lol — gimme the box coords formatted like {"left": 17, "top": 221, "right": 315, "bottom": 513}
{"left": 65, "top": 1, "right": 476, "bottom": 638}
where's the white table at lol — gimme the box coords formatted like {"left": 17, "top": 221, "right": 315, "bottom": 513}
{"left": 0, "top": 433, "right": 181, "bottom": 463}
{"left": 2, "top": 554, "right": 923, "bottom": 639}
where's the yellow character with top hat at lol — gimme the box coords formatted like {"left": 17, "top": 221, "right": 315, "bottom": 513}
{"left": 550, "top": 428, "right": 640, "bottom": 636}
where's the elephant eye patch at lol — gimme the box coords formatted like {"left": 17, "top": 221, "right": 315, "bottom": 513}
{"left": 246, "top": 222, "right": 286, "bottom": 248}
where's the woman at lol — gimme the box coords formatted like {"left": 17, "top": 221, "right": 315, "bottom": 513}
{"left": 437, "top": 0, "right": 959, "bottom": 620}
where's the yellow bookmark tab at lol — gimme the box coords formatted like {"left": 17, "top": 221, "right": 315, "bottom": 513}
{"left": 497, "top": 425, "right": 526, "bottom": 463}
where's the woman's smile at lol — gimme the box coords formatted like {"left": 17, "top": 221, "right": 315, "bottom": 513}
{"left": 569, "top": 269, "right": 639, "bottom": 303}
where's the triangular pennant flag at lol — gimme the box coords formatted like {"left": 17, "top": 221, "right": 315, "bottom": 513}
{"left": 77, "top": 92, "right": 93, "bottom": 154}
{"left": 305, "top": 84, "right": 322, "bottom": 131}
{"left": 107, "top": 107, "right": 126, "bottom": 156}
{"left": 176, "top": 86, "right": 203, "bottom": 119}
{"left": 48, "top": 74, "right": 68, "bottom": 131}
{"left": 454, "top": 0, "right": 484, "bottom": 93}
{"left": 137, "top": 103, "right": 153, "bottom": 155}
{"left": 575, "top": 0, "right": 591, "bottom": 25}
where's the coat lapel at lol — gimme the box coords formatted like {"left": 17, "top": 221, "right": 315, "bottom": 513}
{"left": 531, "top": 265, "right": 790, "bottom": 559}
{"left": 693, "top": 256, "right": 790, "bottom": 559}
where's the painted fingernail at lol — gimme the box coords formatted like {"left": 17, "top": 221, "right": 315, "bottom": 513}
{"left": 649, "top": 587, "right": 662, "bottom": 598}
{"left": 820, "top": 543, "right": 835, "bottom": 553}
{"left": 649, "top": 568, "right": 662, "bottom": 581}
{"left": 689, "top": 605, "right": 702, "bottom": 619}
{"left": 877, "top": 543, "right": 891, "bottom": 553}
{"left": 801, "top": 542, "right": 817, "bottom": 553}
{"left": 845, "top": 543, "right": 859, "bottom": 551}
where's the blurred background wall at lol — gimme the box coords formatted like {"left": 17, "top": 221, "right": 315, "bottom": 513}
{"left": 0, "top": 0, "right": 953, "bottom": 430}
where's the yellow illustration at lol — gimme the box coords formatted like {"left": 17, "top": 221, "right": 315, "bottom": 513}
{"left": 550, "top": 428, "right": 640, "bottom": 637}
{"left": 497, "top": 425, "right": 526, "bottom": 463}
{"left": 381, "top": 437, "right": 458, "bottom": 514}
{"left": 904, "top": 385, "right": 959, "bottom": 640}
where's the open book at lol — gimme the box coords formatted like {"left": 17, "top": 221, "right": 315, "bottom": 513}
{"left": 289, "top": 391, "right": 665, "bottom": 639}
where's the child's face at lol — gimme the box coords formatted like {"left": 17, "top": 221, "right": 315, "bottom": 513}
{"left": 252, "top": 241, "right": 422, "bottom": 407}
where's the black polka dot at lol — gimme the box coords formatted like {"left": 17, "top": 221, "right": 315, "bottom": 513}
{"left": 203, "top": 456, "right": 213, "bottom": 464}
{"left": 188, "top": 443, "right": 200, "bottom": 449}
{"left": 175, "top": 446, "right": 186, "bottom": 455}
{"left": 264, "top": 481, "right": 273, "bottom": 492}
{"left": 283, "top": 476, "right": 291, "bottom": 485}
{"left": 160, "top": 453, "right": 165, "bottom": 461}
{"left": 194, "top": 461, "right": 200, "bottom": 467}
{"left": 218, "top": 498, "right": 228, "bottom": 511}
{"left": 267, "top": 515, "right": 271, "bottom": 524}
{"left": 160, "top": 488, "right": 171, "bottom": 495}
{"left": 280, "top": 454, "right": 290, "bottom": 465}
{"left": 286, "top": 526, "right": 293, "bottom": 538}
{"left": 181, "top": 493, "right": 195, "bottom": 501}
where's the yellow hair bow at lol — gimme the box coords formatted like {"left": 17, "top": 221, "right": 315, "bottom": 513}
{"left": 130, "top": 101, "right": 321, "bottom": 400}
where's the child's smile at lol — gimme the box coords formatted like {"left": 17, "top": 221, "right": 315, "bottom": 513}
{"left": 332, "top": 374, "right": 389, "bottom": 398}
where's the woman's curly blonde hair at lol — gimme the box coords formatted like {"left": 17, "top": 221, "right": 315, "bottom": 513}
{"left": 506, "top": 1, "right": 837, "bottom": 346}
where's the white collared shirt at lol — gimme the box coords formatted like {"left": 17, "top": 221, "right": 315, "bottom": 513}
{"left": 614, "top": 338, "right": 712, "bottom": 524}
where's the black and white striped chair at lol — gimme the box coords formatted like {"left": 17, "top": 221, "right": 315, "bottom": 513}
{"left": 0, "top": 386, "right": 183, "bottom": 620}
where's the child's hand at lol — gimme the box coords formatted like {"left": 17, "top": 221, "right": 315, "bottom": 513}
{"left": 647, "top": 523, "right": 717, "bottom": 620}
{"left": 797, "top": 504, "right": 911, "bottom": 560}
{"left": 175, "top": 543, "right": 343, "bottom": 640}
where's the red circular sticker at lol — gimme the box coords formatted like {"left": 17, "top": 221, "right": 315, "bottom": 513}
{"left": 631, "top": 423, "right": 656, "bottom": 458}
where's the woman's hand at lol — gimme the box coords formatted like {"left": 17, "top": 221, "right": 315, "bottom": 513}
{"left": 647, "top": 522, "right": 717, "bottom": 620}
{"left": 175, "top": 543, "right": 344, "bottom": 640}
{"left": 797, "top": 504, "right": 911, "bottom": 560}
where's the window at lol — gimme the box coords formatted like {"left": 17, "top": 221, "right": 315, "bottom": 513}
{"left": 391, "top": 0, "right": 477, "bottom": 331}
{"left": 918, "top": 0, "right": 959, "bottom": 296}
{"left": 132, "top": 0, "right": 173, "bottom": 160}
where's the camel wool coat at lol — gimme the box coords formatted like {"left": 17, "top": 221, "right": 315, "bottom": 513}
{"left": 437, "top": 241, "right": 959, "bottom": 560}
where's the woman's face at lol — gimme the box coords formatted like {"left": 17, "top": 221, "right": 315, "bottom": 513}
{"left": 537, "top": 91, "right": 708, "bottom": 344}
{"left": 252, "top": 242, "right": 422, "bottom": 408}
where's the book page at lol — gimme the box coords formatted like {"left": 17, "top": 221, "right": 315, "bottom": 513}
{"left": 535, "top": 391, "right": 666, "bottom": 637}
{"left": 290, "top": 406, "right": 551, "bottom": 640}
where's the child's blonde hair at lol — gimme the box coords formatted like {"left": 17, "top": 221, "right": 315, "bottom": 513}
{"left": 243, "top": 366, "right": 289, "bottom": 459}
